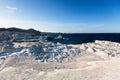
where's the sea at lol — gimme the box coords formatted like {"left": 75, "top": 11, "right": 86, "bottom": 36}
{"left": 47, "top": 33, "right": 120, "bottom": 44}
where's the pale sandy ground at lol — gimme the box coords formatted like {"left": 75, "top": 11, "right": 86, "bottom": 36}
{"left": 0, "top": 44, "right": 120, "bottom": 80}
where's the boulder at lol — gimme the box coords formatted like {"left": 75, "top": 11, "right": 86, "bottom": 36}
{"left": 57, "top": 35, "right": 63, "bottom": 40}
{"left": 45, "top": 36, "right": 53, "bottom": 41}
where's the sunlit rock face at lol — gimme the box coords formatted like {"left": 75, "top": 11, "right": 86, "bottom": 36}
{"left": 78, "top": 40, "right": 120, "bottom": 59}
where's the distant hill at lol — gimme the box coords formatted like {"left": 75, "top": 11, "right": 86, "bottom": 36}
{"left": 0, "top": 27, "right": 41, "bottom": 35}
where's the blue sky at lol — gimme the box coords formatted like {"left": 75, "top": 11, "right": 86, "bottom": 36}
{"left": 0, "top": 0, "right": 120, "bottom": 33}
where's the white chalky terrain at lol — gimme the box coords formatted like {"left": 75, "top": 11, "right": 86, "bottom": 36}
{"left": 0, "top": 40, "right": 120, "bottom": 80}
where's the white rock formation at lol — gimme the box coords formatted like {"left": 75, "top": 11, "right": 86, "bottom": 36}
{"left": 0, "top": 39, "right": 120, "bottom": 66}
{"left": 1, "top": 39, "right": 120, "bottom": 80}
{"left": 78, "top": 40, "right": 120, "bottom": 59}
{"left": 0, "top": 41, "right": 81, "bottom": 64}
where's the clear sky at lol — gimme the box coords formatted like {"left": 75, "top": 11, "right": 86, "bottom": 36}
{"left": 0, "top": 0, "right": 120, "bottom": 33}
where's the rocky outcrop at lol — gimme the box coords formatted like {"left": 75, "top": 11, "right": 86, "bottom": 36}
{"left": 1, "top": 39, "right": 120, "bottom": 65}
{"left": 0, "top": 40, "right": 81, "bottom": 63}
{"left": 0, "top": 28, "right": 41, "bottom": 42}
{"left": 78, "top": 40, "right": 120, "bottom": 59}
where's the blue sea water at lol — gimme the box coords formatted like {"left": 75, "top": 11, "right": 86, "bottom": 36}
{"left": 48, "top": 33, "right": 120, "bottom": 44}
